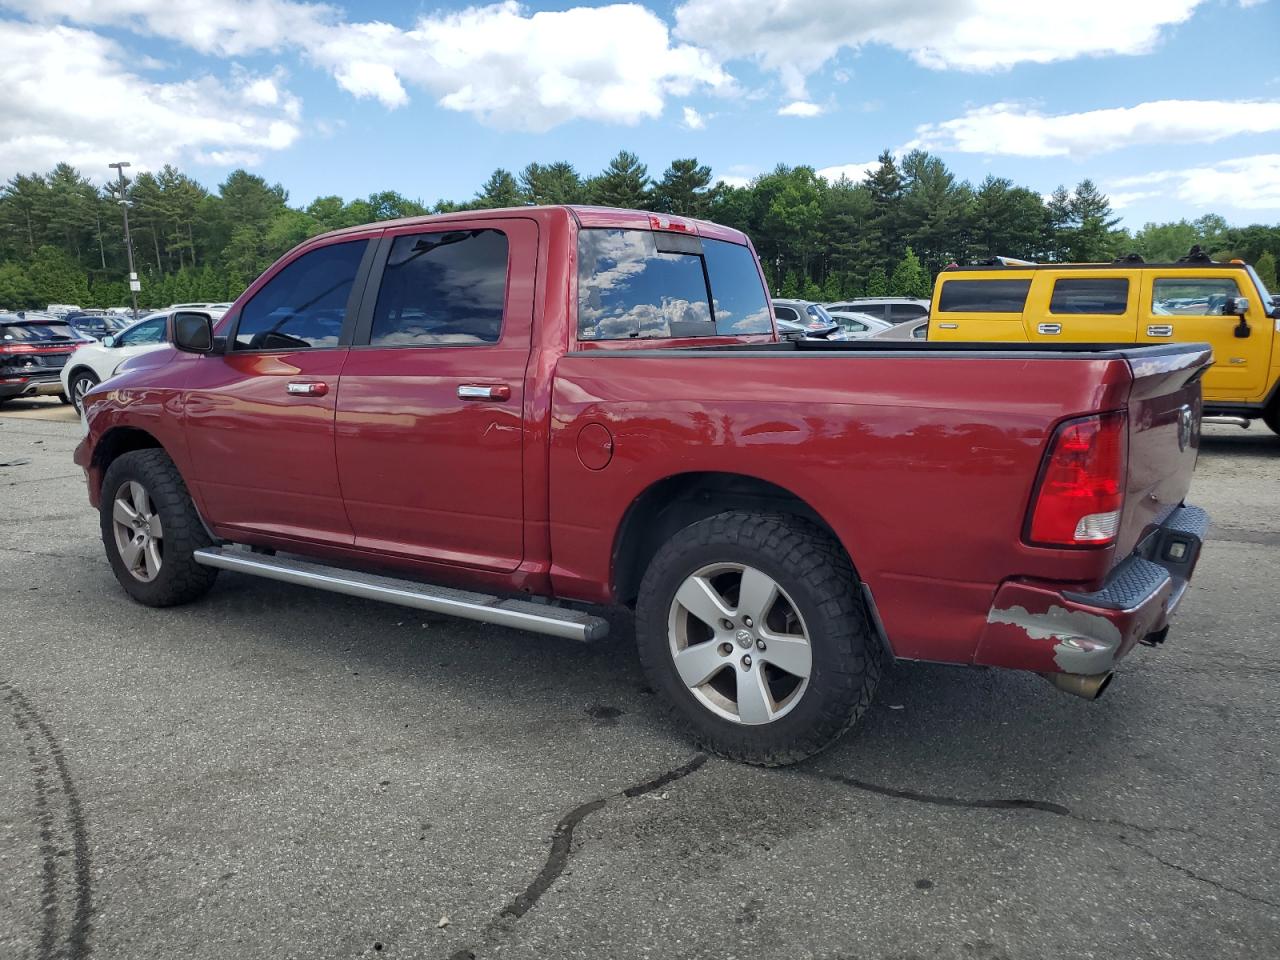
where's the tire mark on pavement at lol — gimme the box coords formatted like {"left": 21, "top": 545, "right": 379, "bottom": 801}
{"left": 447, "top": 753, "right": 708, "bottom": 959}
{"left": 1, "top": 678, "right": 94, "bottom": 960}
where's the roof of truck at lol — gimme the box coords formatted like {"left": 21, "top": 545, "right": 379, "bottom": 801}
{"left": 309, "top": 204, "right": 751, "bottom": 247}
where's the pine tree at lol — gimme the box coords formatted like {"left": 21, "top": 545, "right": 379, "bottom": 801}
{"left": 0, "top": 262, "right": 34, "bottom": 308}
{"left": 889, "top": 246, "right": 929, "bottom": 298}
{"left": 653, "top": 158, "right": 718, "bottom": 217}
{"left": 865, "top": 266, "right": 888, "bottom": 297}
{"left": 591, "top": 151, "right": 651, "bottom": 209}
{"left": 474, "top": 169, "right": 522, "bottom": 208}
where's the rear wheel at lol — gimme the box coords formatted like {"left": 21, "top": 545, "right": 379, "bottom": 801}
{"left": 69, "top": 369, "right": 99, "bottom": 413}
{"left": 636, "top": 511, "right": 881, "bottom": 766}
{"left": 100, "top": 449, "right": 218, "bottom": 607}
{"left": 57, "top": 393, "right": 72, "bottom": 405}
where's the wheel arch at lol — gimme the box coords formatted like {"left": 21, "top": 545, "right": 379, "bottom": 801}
{"left": 611, "top": 471, "right": 857, "bottom": 608}
{"left": 90, "top": 426, "right": 165, "bottom": 498}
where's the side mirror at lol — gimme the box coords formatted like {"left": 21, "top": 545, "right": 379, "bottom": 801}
{"left": 102, "top": 335, "right": 116, "bottom": 348}
{"left": 1224, "top": 296, "right": 1250, "bottom": 316}
{"left": 173, "top": 312, "right": 215, "bottom": 354}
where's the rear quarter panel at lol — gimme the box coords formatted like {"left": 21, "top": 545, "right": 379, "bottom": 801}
{"left": 548, "top": 350, "right": 1134, "bottom": 664}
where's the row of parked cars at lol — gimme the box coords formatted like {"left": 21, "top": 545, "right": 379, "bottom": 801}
{"left": 771, "top": 297, "right": 930, "bottom": 341}
{"left": 0, "top": 303, "right": 229, "bottom": 410}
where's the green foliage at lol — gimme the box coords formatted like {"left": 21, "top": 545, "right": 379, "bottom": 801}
{"left": 1256, "top": 251, "right": 1277, "bottom": 292}
{"left": 0, "top": 155, "right": 1276, "bottom": 316}
{"left": 865, "top": 266, "right": 888, "bottom": 297}
{"left": 591, "top": 151, "right": 651, "bottom": 209}
{"left": 889, "top": 246, "right": 929, "bottom": 298}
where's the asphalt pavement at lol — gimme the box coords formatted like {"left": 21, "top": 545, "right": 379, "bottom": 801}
{"left": 1, "top": 394, "right": 1277, "bottom": 960}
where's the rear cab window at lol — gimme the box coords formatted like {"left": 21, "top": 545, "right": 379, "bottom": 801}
{"left": 576, "top": 228, "right": 771, "bottom": 341}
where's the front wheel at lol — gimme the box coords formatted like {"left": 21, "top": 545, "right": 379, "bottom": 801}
{"left": 635, "top": 511, "right": 881, "bottom": 766}
{"left": 1263, "top": 400, "right": 1280, "bottom": 437}
{"left": 69, "top": 369, "right": 99, "bottom": 413}
{"left": 99, "top": 449, "right": 218, "bottom": 607}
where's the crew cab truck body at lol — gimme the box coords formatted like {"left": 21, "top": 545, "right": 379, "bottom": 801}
{"left": 928, "top": 254, "right": 1280, "bottom": 434}
{"left": 74, "top": 206, "right": 1210, "bottom": 764}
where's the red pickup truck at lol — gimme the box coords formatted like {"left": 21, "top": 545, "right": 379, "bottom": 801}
{"left": 74, "top": 205, "right": 1210, "bottom": 765}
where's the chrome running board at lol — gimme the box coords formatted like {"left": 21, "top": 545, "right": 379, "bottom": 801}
{"left": 193, "top": 547, "right": 609, "bottom": 642}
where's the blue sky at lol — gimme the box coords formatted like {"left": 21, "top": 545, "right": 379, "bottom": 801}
{"left": 2, "top": 0, "right": 1278, "bottom": 226}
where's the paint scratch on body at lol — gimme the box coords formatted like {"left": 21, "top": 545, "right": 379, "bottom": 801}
{"left": 987, "top": 604, "right": 1122, "bottom": 673}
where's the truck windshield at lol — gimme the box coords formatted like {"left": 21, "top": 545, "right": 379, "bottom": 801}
{"left": 1247, "top": 265, "right": 1275, "bottom": 314}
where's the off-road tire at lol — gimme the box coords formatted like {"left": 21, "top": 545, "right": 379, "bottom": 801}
{"left": 635, "top": 511, "right": 881, "bottom": 766}
{"left": 100, "top": 449, "right": 218, "bottom": 606}
{"left": 1263, "top": 398, "right": 1280, "bottom": 437}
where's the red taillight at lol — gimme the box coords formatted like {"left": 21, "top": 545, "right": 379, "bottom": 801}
{"left": 649, "top": 213, "right": 692, "bottom": 233}
{"left": 1027, "top": 412, "right": 1127, "bottom": 547}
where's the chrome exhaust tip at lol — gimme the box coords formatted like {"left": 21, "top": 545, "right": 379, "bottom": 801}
{"left": 1041, "top": 671, "right": 1113, "bottom": 701}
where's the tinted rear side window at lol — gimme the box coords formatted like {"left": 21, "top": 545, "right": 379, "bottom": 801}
{"left": 703, "top": 238, "right": 771, "bottom": 335}
{"left": 889, "top": 303, "right": 927, "bottom": 321}
{"left": 370, "top": 229, "right": 508, "bottom": 346}
{"left": 1049, "top": 278, "right": 1129, "bottom": 315}
{"left": 234, "top": 240, "right": 368, "bottom": 350}
{"left": 578, "top": 229, "right": 713, "bottom": 340}
{"left": 937, "top": 279, "right": 1031, "bottom": 313}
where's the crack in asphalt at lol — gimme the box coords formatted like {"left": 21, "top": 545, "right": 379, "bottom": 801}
{"left": 446, "top": 753, "right": 708, "bottom": 960}
{"left": 1, "top": 678, "right": 94, "bottom": 960}
{"left": 1116, "top": 837, "right": 1280, "bottom": 911}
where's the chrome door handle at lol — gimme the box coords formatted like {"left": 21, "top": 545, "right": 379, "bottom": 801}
{"left": 1146, "top": 324, "right": 1173, "bottom": 337}
{"left": 286, "top": 380, "right": 328, "bottom": 396}
{"left": 1037, "top": 323, "right": 1062, "bottom": 335}
{"left": 457, "top": 384, "right": 511, "bottom": 401}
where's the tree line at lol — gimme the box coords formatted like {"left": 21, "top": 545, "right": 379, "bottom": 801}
{"left": 1, "top": 150, "right": 1277, "bottom": 312}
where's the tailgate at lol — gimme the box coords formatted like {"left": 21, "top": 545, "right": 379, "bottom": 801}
{"left": 1115, "top": 345, "right": 1212, "bottom": 560}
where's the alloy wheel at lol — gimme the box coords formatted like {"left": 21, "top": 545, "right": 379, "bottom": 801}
{"left": 111, "top": 480, "right": 164, "bottom": 582}
{"left": 667, "top": 562, "right": 812, "bottom": 725}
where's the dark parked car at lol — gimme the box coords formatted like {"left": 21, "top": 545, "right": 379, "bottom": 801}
{"left": 0, "top": 313, "right": 86, "bottom": 404}
{"left": 65, "top": 312, "right": 127, "bottom": 341}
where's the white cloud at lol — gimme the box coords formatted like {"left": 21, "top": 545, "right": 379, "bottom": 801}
{"left": 1106, "top": 190, "right": 1158, "bottom": 210}
{"left": 816, "top": 161, "right": 877, "bottom": 183}
{"left": 778, "top": 100, "right": 823, "bottom": 117}
{"left": 0, "top": 21, "right": 301, "bottom": 176}
{"left": 1110, "top": 155, "right": 1280, "bottom": 210}
{"left": 682, "top": 106, "right": 706, "bottom": 129}
{"left": 12, "top": 0, "right": 734, "bottom": 131}
{"left": 911, "top": 99, "right": 1280, "bottom": 158}
{"left": 717, "top": 174, "right": 753, "bottom": 188}
{"left": 674, "top": 0, "right": 1205, "bottom": 97}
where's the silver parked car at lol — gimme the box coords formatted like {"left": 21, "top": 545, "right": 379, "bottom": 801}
{"left": 868, "top": 316, "right": 929, "bottom": 341}
{"left": 825, "top": 297, "right": 930, "bottom": 325}
{"left": 826, "top": 310, "right": 892, "bottom": 339}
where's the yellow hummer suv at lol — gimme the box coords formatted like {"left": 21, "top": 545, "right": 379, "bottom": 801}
{"left": 928, "top": 249, "right": 1280, "bottom": 434}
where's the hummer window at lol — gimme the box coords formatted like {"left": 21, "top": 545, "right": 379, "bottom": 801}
{"left": 1151, "top": 278, "right": 1242, "bottom": 316}
{"left": 1049, "top": 278, "right": 1129, "bottom": 315}
{"left": 937, "top": 279, "right": 1031, "bottom": 313}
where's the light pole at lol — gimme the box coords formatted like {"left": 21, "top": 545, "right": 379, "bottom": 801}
{"left": 108, "top": 161, "right": 140, "bottom": 320}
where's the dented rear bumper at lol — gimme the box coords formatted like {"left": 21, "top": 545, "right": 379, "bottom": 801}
{"left": 974, "top": 505, "right": 1209, "bottom": 677}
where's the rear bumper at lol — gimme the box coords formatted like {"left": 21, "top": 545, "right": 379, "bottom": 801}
{"left": 974, "top": 504, "right": 1208, "bottom": 676}
{"left": 0, "top": 373, "right": 64, "bottom": 399}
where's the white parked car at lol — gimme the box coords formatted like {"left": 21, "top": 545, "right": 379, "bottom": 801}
{"left": 827, "top": 310, "right": 892, "bottom": 339}
{"left": 61, "top": 307, "right": 223, "bottom": 412}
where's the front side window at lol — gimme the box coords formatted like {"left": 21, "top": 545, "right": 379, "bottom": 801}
{"left": 370, "top": 229, "right": 508, "bottom": 346}
{"left": 937, "top": 279, "right": 1031, "bottom": 313}
{"left": 578, "top": 229, "right": 713, "bottom": 340}
{"left": 117, "top": 317, "right": 167, "bottom": 346}
{"left": 1049, "top": 278, "right": 1129, "bottom": 315}
{"left": 1151, "top": 277, "right": 1243, "bottom": 316}
{"left": 234, "top": 240, "right": 368, "bottom": 350}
